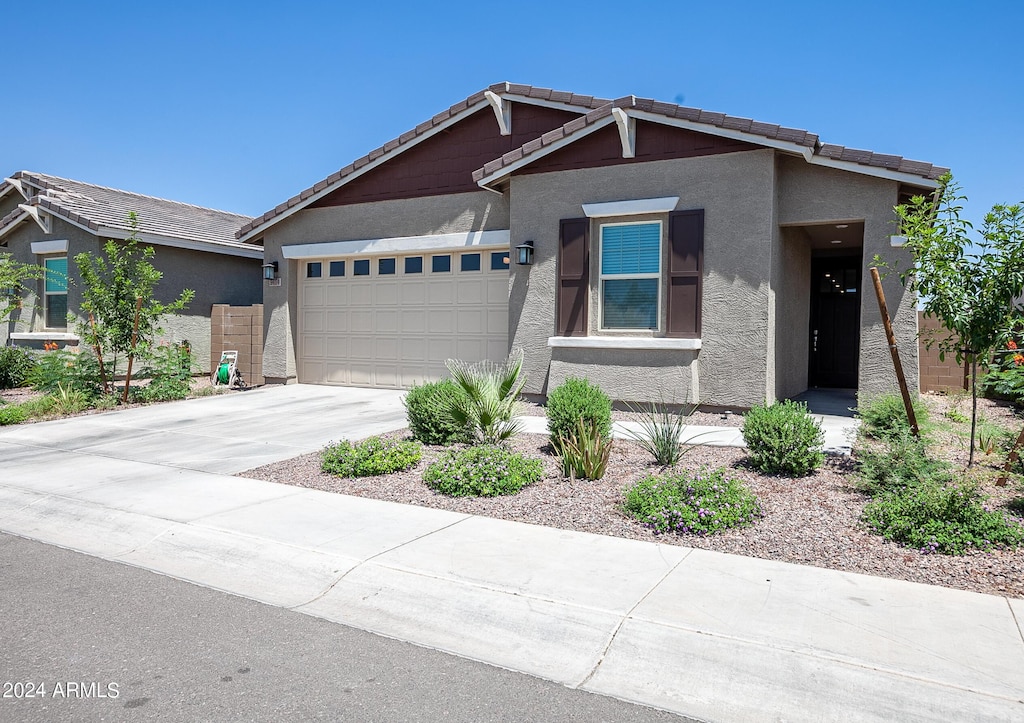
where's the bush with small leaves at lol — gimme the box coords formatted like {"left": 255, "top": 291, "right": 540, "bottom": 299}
{"left": 321, "top": 436, "right": 422, "bottom": 477}
{"left": 546, "top": 377, "right": 612, "bottom": 452}
{"left": 403, "top": 379, "right": 469, "bottom": 445}
{"left": 0, "top": 404, "right": 28, "bottom": 425}
{"left": 856, "top": 393, "right": 928, "bottom": 440}
{"left": 856, "top": 428, "right": 952, "bottom": 495}
{"left": 741, "top": 401, "right": 824, "bottom": 476}
{"left": 624, "top": 467, "right": 761, "bottom": 536}
{"left": 863, "top": 479, "right": 1024, "bottom": 555}
{"left": 424, "top": 444, "right": 543, "bottom": 497}
{"left": 0, "top": 346, "right": 37, "bottom": 389}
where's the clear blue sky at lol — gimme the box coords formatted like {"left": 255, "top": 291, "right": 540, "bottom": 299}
{"left": 4, "top": 1, "right": 1021, "bottom": 229}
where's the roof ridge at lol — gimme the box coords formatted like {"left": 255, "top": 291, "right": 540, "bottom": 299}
{"left": 15, "top": 171, "right": 252, "bottom": 219}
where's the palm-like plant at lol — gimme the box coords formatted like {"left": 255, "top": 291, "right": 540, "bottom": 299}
{"left": 445, "top": 351, "right": 526, "bottom": 445}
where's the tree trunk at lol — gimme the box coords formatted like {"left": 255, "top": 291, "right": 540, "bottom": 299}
{"left": 88, "top": 313, "right": 109, "bottom": 395}
{"left": 121, "top": 297, "right": 143, "bottom": 404}
{"left": 969, "top": 356, "right": 978, "bottom": 467}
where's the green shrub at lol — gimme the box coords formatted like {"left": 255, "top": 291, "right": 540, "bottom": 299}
{"left": 623, "top": 402, "right": 706, "bottom": 466}
{"left": 133, "top": 376, "right": 190, "bottom": 403}
{"left": 446, "top": 353, "right": 526, "bottom": 445}
{"left": 423, "top": 445, "right": 543, "bottom": 497}
{"left": 557, "top": 418, "right": 612, "bottom": 480}
{"left": 28, "top": 349, "right": 102, "bottom": 397}
{"left": 546, "top": 377, "right": 612, "bottom": 451}
{"left": 0, "top": 346, "right": 37, "bottom": 389}
{"left": 0, "top": 404, "right": 28, "bottom": 425}
{"left": 624, "top": 467, "right": 761, "bottom": 536}
{"left": 403, "top": 379, "right": 469, "bottom": 445}
{"left": 856, "top": 393, "right": 928, "bottom": 440}
{"left": 17, "top": 395, "right": 54, "bottom": 418}
{"left": 321, "top": 436, "right": 422, "bottom": 477}
{"left": 856, "top": 429, "right": 952, "bottom": 495}
{"left": 741, "top": 401, "right": 824, "bottom": 476}
{"left": 49, "top": 382, "right": 92, "bottom": 415}
{"left": 136, "top": 343, "right": 193, "bottom": 402}
{"left": 863, "top": 479, "right": 1024, "bottom": 555}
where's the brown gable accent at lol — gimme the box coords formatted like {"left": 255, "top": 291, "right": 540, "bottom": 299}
{"left": 521, "top": 120, "right": 758, "bottom": 176}
{"left": 309, "top": 104, "right": 580, "bottom": 208}
{"left": 667, "top": 210, "right": 704, "bottom": 338}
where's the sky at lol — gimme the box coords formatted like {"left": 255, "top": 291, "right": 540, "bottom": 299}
{"left": 3, "top": 1, "right": 1021, "bottom": 231}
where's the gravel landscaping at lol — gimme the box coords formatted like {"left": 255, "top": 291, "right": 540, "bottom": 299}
{"left": 239, "top": 393, "right": 1024, "bottom": 599}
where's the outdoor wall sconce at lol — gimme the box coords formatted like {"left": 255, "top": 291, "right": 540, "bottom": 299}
{"left": 515, "top": 240, "right": 534, "bottom": 265}
{"left": 262, "top": 261, "right": 279, "bottom": 280}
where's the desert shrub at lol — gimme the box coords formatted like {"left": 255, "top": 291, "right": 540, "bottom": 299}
{"left": 557, "top": 418, "right": 612, "bottom": 480}
{"left": 446, "top": 353, "right": 526, "bottom": 445}
{"left": 134, "top": 343, "right": 193, "bottom": 403}
{"left": 17, "top": 395, "right": 54, "bottom": 418}
{"left": 624, "top": 467, "right": 761, "bottom": 536}
{"left": 623, "top": 402, "right": 706, "bottom": 466}
{"left": 741, "top": 401, "right": 824, "bottom": 476}
{"left": 863, "top": 479, "right": 1024, "bottom": 555}
{"left": 856, "top": 392, "right": 928, "bottom": 440}
{"left": 403, "top": 379, "right": 469, "bottom": 445}
{"left": 546, "top": 377, "right": 612, "bottom": 451}
{"left": 856, "top": 429, "right": 952, "bottom": 495}
{"left": 0, "top": 404, "right": 28, "bottom": 425}
{"left": 28, "top": 349, "right": 102, "bottom": 397}
{"left": 133, "top": 376, "right": 190, "bottom": 403}
{"left": 321, "top": 436, "right": 422, "bottom": 477}
{"left": 49, "top": 382, "right": 93, "bottom": 415}
{"left": 0, "top": 346, "right": 36, "bottom": 389}
{"left": 91, "top": 393, "right": 120, "bottom": 410}
{"left": 423, "top": 445, "right": 543, "bottom": 497}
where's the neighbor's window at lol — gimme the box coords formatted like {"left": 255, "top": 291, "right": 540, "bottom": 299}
{"left": 43, "top": 256, "right": 68, "bottom": 329}
{"left": 600, "top": 222, "right": 661, "bottom": 330}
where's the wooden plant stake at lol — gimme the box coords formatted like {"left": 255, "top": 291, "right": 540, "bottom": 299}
{"left": 88, "top": 312, "right": 110, "bottom": 395}
{"left": 869, "top": 267, "right": 920, "bottom": 437}
{"left": 121, "top": 297, "right": 143, "bottom": 404}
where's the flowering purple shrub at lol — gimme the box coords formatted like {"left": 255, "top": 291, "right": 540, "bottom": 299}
{"left": 624, "top": 467, "right": 761, "bottom": 536}
{"left": 423, "top": 444, "right": 543, "bottom": 497}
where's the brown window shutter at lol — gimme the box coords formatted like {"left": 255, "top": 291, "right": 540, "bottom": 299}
{"left": 667, "top": 210, "right": 703, "bottom": 338}
{"left": 557, "top": 218, "right": 589, "bottom": 336}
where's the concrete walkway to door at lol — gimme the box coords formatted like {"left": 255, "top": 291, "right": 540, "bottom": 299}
{"left": 1, "top": 385, "right": 1021, "bottom": 722}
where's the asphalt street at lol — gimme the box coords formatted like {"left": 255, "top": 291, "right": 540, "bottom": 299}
{"left": 0, "top": 533, "right": 687, "bottom": 722}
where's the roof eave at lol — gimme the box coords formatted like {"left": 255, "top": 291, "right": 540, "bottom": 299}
{"left": 98, "top": 226, "right": 264, "bottom": 259}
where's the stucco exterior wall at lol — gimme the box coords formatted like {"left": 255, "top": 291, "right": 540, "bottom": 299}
{"left": 508, "top": 150, "right": 776, "bottom": 407}
{"left": 773, "top": 225, "right": 812, "bottom": 399}
{"left": 259, "top": 191, "right": 511, "bottom": 382}
{"left": 776, "top": 156, "right": 917, "bottom": 399}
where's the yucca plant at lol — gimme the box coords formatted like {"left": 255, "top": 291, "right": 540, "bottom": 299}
{"left": 558, "top": 417, "right": 613, "bottom": 481}
{"left": 623, "top": 401, "right": 707, "bottom": 467}
{"left": 49, "top": 381, "right": 93, "bottom": 415}
{"left": 445, "top": 351, "right": 526, "bottom": 445}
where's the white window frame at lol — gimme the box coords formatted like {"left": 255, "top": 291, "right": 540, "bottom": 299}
{"left": 598, "top": 220, "right": 663, "bottom": 333}
{"left": 42, "top": 255, "right": 68, "bottom": 330}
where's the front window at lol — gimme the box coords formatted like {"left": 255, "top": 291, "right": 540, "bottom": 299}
{"left": 43, "top": 256, "right": 68, "bottom": 329}
{"left": 600, "top": 222, "right": 661, "bottom": 330}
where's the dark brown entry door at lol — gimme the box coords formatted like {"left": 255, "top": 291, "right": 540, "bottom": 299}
{"left": 809, "top": 255, "right": 861, "bottom": 388}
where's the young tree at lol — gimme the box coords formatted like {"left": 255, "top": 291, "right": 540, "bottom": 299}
{"left": 0, "top": 253, "right": 44, "bottom": 323}
{"left": 75, "top": 212, "right": 195, "bottom": 400}
{"left": 890, "top": 174, "right": 1024, "bottom": 465}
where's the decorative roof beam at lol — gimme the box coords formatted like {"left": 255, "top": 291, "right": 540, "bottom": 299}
{"left": 484, "top": 90, "right": 512, "bottom": 136}
{"left": 3, "top": 177, "right": 29, "bottom": 201}
{"left": 611, "top": 107, "right": 636, "bottom": 158}
{"left": 19, "top": 204, "right": 51, "bottom": 234}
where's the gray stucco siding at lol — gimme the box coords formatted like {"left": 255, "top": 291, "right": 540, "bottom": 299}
{"left": 508, "top": 150, "right": 777, "bottom": 407}
{"left": 260, "top": 191, "right": 511, "bottom": 382}
{"left": 776, "top": 156, "right": 917, "bottom": 399}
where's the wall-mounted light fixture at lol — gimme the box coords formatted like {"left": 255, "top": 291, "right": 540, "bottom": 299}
{"left": 262, "top": 261, "right": 279, "bottom": 280}
{"left": 515, "top": 240, "right": 534, "bottom": 266}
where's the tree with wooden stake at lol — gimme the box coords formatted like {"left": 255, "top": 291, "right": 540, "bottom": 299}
{"left": 869, "top": 266, "right": 920, "bottom": 438}
{"left": 884, "top": 173, "right": 1024, "bottom": 467}
{"left": 74, "top": 212, "right": 195, "bottom": 401}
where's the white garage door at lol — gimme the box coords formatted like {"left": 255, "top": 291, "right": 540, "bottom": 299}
{"left": 298, "top": 249, "right": 510, "bottom": 388}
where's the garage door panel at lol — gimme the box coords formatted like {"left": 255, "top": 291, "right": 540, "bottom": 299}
{"left": 300, "top": 249, "right": 509, "bottom": 389}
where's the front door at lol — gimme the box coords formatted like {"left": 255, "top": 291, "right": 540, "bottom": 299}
{"left": 809, "top": 255, "right": 861, "bottom": 388}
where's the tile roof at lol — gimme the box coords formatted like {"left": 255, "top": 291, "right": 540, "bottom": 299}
{"left": 474, "top": 95, "right": 947, "bottom": 185}
{"left": 235, "top": 82, "right": 611, "bottom": 239}
{"left": 1, "top": 171, "right": 255, "bottom": 250}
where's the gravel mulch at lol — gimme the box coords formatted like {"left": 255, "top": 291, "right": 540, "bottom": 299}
{"left": 240, "top": 393, "right": 1024, "bottom": 600}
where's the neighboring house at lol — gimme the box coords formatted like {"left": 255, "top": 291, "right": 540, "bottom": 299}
{"left": 0, "top": 171, "right": 262, "bottom": 372}
{"left": 237, "top": 82, "right": 946, "bottom": 408}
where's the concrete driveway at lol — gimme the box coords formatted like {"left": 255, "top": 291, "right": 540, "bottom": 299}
{"left": 0, "top": 384, "right": 407, "bottom": 475}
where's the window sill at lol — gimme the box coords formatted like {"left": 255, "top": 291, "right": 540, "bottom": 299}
{"left": 10, "top": 332, "right": 80, "bottom": 342}
{"left": 547, "top": 336, "right": 701, "bottom": 350}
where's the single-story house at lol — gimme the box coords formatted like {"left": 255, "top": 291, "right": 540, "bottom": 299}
{"left": 1, "top": 171, "right": 263, "bottom": 372}
{"left": 237, "top": 82, "right": 946, "bottom": 408}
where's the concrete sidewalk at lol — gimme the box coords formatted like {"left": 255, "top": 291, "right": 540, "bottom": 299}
{"left": 0, "top": 387, "right": 1021, "bottom": 721}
